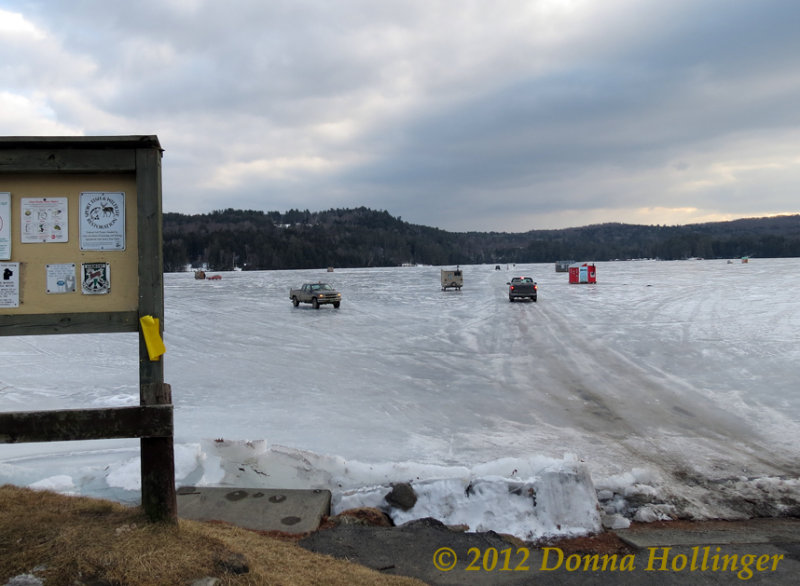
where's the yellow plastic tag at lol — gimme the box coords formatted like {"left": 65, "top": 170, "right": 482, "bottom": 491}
{"left": 139, "top": 315, "right": 166, "bottom": 361}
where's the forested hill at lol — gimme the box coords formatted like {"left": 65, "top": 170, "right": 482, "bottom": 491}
{"left": 162, "top": 207, "right": 800, "bottom": 271}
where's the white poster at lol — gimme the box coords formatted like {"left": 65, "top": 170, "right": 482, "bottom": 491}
{"left": 46, "top": 263, "right": 77, "bottom": 294}
{"left": 80, "top": 191, "right": 125, "bottom": 251}
{"left": 21, "top": 197, "right": 68, "bottom": 243}
{"left": 0, "top": 262, "right": 20, "bottom": 308}
{"left": 81, "top": 262, "right": 110, "bottom": 295}
{"left": 0, "top": 193, "right": 10, "bottom": 259}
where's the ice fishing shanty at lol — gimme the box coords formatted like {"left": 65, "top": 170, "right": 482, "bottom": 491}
{"left": 569, "top": 262, "right": 597, "bottom": 284}
{"left": 441, "top": 267, "right": 463, "bottom": 290}
{"left": 555, "top": 260, "right": 574, "bottom": 272}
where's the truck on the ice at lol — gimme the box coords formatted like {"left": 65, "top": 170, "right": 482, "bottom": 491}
{"left": 290, "top": 282, "right": 342, "bottom": 309}
{"left": 507, "top": 276, "right": 538, "bottom": 302}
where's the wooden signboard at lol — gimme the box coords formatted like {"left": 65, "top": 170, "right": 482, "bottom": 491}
{"left": 0, "top": 136, "right": 175, "bottom": 522}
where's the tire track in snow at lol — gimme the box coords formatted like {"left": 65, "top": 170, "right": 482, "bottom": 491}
{"left": 531, "top": 295, "right": 799, "bottom": 480}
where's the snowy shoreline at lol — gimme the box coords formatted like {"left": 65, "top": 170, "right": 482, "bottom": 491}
{"left": 8, "top": 437, "right": 800, "bottom": 541}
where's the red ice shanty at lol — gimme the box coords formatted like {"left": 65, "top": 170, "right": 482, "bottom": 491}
{"left": 569, "top": 263, "right": 597, "bottom": 284}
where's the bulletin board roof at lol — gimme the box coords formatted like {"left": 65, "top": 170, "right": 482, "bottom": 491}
{"left": 0, "top": 136, "right": 162, "bottom": 150}
{"left": 0, "top": 136, "right": 162, "bottom": 176}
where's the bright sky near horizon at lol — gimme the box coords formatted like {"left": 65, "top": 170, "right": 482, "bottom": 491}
{"left": 2, "top": 0, "right": 799, "bottom": 232}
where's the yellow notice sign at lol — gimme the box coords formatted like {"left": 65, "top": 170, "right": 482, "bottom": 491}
{"left": 139, "top": 315, "right": 166, "bottom": 361}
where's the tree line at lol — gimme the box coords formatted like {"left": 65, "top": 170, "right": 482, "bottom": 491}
{"left": 162, "top": 207, "right": 800, "bottom": 272}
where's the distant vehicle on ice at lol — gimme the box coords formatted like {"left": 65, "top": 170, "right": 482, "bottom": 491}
{"left": 507, "top": 276, "right": 538, "bottom": 302}
{"left": 290, "top": 282, "right": 342, "bottom": 309}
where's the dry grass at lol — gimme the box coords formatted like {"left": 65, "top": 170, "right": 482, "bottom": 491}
{"left": 0, "top": 484, "right": 425, "bottom": 586}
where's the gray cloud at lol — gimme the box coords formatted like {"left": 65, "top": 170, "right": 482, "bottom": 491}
{"left": 2, "top": 0, "right": 799, "bottom": 231}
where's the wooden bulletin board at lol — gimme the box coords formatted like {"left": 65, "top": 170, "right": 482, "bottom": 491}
{"left": 0, "top": 136, "right": 163, "bottom": 335}
{"left": 0, "top": 136, "right": 175, "bottom": 522}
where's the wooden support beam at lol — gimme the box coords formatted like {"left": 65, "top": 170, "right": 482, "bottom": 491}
{"left": 0, "top": 136, "right": 161, "bottom": 173}
{"left": 0, "top": 311, "right": 140, "bottom": 336}
{"left": 0, "top": 148, "right": 135, "bottom": 173}
{"left": 0, "top": 405, "right": 173, "bottom": 443}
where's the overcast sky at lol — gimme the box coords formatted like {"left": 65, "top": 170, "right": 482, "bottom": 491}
{"left": 2, "top": 1, "right": 799, "bottom": 232}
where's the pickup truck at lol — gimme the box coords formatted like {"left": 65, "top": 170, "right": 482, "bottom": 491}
{"left": 507, "top": 277, "right": 537, "bottom": 302}
{"left": 290, "top": 282, "right": 342, "bottom": 309}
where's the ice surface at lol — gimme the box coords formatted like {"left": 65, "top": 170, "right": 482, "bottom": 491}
{"left": 2, "top": 259, "right": 799, "bottom": 539}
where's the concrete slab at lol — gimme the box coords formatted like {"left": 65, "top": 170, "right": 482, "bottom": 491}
{"left": 176, "top": 486, "right": 331, "bottom": 534}
{"left": 615, "top": 518, "right": 800, "bottom": 549}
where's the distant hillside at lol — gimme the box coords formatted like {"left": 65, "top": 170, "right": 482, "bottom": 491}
{"left": 162, "top": 207, "right": 800, "bottom": 271}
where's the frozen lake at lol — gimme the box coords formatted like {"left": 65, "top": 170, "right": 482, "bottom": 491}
{"left": 2, "top": 258, "right": 799, "bottom": 539}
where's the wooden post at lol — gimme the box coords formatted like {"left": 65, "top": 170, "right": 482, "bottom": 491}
{"left": 137, "top": 145, "right": 177, "bottom": 523}
{"left": 140, "top": 384, "right": 176, "bottom": 523}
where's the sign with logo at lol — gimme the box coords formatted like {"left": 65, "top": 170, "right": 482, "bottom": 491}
{"left": 80, "top": 192, "right": 125, "bottom": 251}
{"left": 20, "top": 197, "right": 68, "bottom": 243}
{"left": 81, "top": 262, "right": 110, "bottom": 295}
{"left": 46, "top": 263, "right": 77, "bottom": 294}
{"left": 0, "top": 262, "right": 19, "bottom": 307}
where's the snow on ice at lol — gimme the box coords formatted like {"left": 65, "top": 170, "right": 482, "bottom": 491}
{"left": 1, "top": 259, "right": 800, "bottom": 540}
